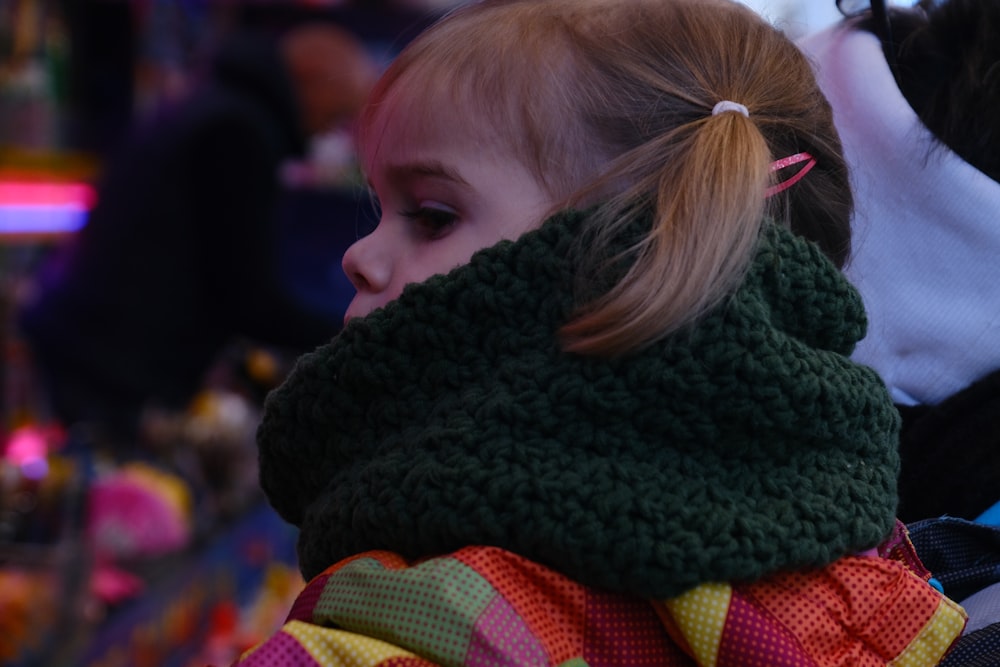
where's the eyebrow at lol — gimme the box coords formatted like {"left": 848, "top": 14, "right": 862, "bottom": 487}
{"left": 385, "top": 160, "right": 471, "bottom": 189}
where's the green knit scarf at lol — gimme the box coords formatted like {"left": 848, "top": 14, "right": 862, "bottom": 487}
{"left": 258, "top": 210, "right": 900, "bottom": 598}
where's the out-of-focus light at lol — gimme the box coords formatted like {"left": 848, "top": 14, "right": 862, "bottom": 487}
{"left": 0, "top": 181, "right": 97, "bottom": 207}
{"left": 3, "top": 426, "right": 50, "bottom": 480}
{"left": 0, "top": 180, "right": 95, "bottom": 236}
{"left": 0, "top": 204, "right": 89, "bottom": 234}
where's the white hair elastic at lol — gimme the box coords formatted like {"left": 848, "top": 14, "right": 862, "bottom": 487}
{"left": 712, "top": 100, "right": 749, "bottom": 117}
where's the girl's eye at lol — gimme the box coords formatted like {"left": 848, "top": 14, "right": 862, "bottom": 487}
{"left": 399, "top": 204, "right": 459, "bottom": 240}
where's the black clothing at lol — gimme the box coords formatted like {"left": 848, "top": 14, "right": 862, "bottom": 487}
{"left": 896, "top": 369, "right": 1000, "bottom": 523}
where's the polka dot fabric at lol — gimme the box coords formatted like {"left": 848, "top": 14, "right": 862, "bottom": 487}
{"left": 715, "top": 593, "right": 809, "bottom": 667}
{"left": 662, "top": 583, "right": 731, "bottom": 665}
{"left": 651, "top": 555, "right": 966, "bottom": 667}
{"left": 283, "top": 622, "right": 426, "bottom": 666}
{"left": 585, "top": 588, "right": 692, "bottom": 666}
{"left": 464, "top": 595, "right": 549, "bottom": 665}
{"left": 231, "top": 547, "right": 965, "bottom": 667}
{"left": 453, "top": 547, "right": 586, "bottom": 663}
{"left": 745, "top": 557, "right": 952, "bottom": 664}
{"left": 312, "top": 553, "right": 496, "bottom": 665}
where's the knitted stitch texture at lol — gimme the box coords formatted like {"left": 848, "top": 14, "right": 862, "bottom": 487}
{"left": 258, "top": 210, "right": 901, "bottom": 597}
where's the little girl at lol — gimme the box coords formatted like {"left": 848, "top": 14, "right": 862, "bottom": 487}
{"left": 237, "top": 0, "right": 965, "bottom": 664}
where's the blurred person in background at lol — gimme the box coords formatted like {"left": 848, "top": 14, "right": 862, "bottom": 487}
{"left": 799, "top": 0, "right": 1000, "bottom": 525}
{"left": 16, "top": 21, "right": 379, "bottom": 450}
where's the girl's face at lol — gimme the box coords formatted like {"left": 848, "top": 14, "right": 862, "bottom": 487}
{"left": 342, "top": 116, "right": 556, "bottom": 322}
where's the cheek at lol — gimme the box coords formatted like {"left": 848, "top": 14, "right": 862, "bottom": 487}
{"left": 401, "top": 252, "right": 463, "bottom": 287}
{"left": 405, "top": 236, "right": 484, "bottom": 286}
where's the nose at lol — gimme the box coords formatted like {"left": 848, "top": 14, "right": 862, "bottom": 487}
{"left": 342, "top": 228, "right": 392, "bottom": 296}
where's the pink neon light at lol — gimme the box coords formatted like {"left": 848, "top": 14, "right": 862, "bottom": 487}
{"left": 4, "top": 426, "right": 50, "bottom": 479}
{"left": 0, "top": 181, "right": 97, "bottom": 208}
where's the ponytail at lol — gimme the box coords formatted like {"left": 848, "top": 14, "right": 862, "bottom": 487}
{"left": 552, "top": 0, "right": 851, "bottom": 356}
{"left": 560, "top": 108, "right": 772, "bottom": 355}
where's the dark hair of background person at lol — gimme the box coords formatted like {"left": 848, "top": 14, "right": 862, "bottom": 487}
{"left": 856, "top": 0, "right": 1000, "bottom": 182}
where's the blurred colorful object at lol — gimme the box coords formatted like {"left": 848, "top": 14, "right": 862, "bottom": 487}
{"left": 86, "top": 462, "right": 193, "bottom": 562}
{"left": 0, "top": 424, "right": 74, "bottom": 544}
{"left": 0, "top": 179, "right": 95, "bottom": 236}
{"left": 3, "top": 423, "right": 51, "bottom": 479}
{"left": 0, "top": 568, "right": 59, "bottom": 663}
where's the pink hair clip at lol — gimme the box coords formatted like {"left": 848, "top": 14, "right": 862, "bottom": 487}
{"left": 765, "top": 152, "right": 816, "bottom": 197}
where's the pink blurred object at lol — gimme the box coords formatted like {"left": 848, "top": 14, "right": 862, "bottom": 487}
{"left": 91, "top": 563, "right": 146, "bottom": 605}
{"left": 3, "top": 427, "right": 49, "bottom": 479}
{"left": 3, "top": 424, "right": 65, "bottom": 480}
{"left": 86, "top": 463, "right": 193, "bottom": 561}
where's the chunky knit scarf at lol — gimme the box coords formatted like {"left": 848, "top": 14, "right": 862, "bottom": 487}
{"left": 258, "top": 210, "right": 901, "bottom": 597}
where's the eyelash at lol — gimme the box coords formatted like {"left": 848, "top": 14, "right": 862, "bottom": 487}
{"left": 399, "top": 205, "right": 459, "bottom": 240}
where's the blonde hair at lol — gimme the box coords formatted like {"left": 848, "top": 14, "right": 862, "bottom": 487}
{"left": 358, "top": 0, "right": 852, "bottom": 356}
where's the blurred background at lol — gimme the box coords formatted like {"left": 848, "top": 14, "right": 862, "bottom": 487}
{"left": 0, "top": 0, "right": 856, "bottom": 167}
{"left": 0, "top": 1, "right": 894, "bottom": 666}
